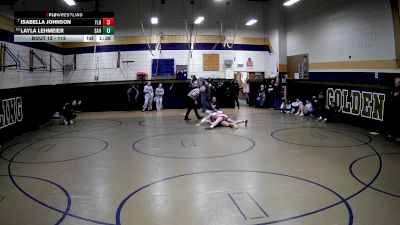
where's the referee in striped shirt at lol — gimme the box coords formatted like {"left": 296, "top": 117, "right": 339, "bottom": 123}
{"left": 184, "top": 86, "right": 205, "bottom": 120}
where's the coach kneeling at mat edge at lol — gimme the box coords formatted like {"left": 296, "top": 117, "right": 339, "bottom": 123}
{"left": 184, "top": 86, "right": 206, "bottom": 120}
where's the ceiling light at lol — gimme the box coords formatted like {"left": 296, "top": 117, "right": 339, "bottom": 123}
{"left": 283, "top": 0, "right": 301, "bottom": 6}
{"left": 63, "top": 0, "right": 76, "bottom": 6}
{"left": 194, "top": 16, "right": 204, "bottom": 24}
{"left": 151, "top": 17, "right": 158, "bottom": 24}
{"left": 245, "top": 19, "right": 257, "bottom": 26}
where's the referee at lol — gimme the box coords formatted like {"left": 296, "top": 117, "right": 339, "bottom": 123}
{"left": 184, "top": 86, "right": 205, "bottom": 120}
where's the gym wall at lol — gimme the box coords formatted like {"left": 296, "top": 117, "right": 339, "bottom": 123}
{"left": 60, "top": 0, "right": 275, "bottom": 82}
{"left": 285, "top": 0, "right": 397, "bottom": 75}
{"left": 281, "top": 0, "right": 399, "bottom": 130}
{"left": 0, "top": 0, "right": 276, "bottom": 88}
{"left": 62, "top": 41, "right": 273, "bottom": 83}
{"left": 0, "top": 16, "right": 64, "bottom": 89}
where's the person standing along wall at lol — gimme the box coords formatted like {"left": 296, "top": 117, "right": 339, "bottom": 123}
{"left": 142, "top": 81, "right": 154, "bottom": 111}
{"left": 273, "top": 78, "right": 282, "bottom": 110}
{"left": 232, "top": 80, "right": 240, "bottom": 109}
{"left": 385, "top": 76, "right": 400, "bottom": 143}
{"left": 267, "top": 79, "right": 275, "bottom": 108}
{"left": 256, "top": 85, "right": 267, "bottom": 108}
{"left": 243, "top": 79, "right": 250, "bottom": 105}
{"left": 155, "top": 83, "right": 164, "bottom": 111}
{"left": 127, "top": 85, "right": 139, "bottom": 110}
{"left": 207, "top": 77, "right": 215, "bottom": 98}
{"left": 200, "top": 81, "right": 209, "bottom": 113}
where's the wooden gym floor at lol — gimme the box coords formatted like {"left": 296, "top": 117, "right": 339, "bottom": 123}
{"left": 0, "top": 105, "right": 399, "bottom": 225}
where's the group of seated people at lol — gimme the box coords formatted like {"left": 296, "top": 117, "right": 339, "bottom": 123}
{"left": 280, "top": 92, "right": 339, "bottom": 123}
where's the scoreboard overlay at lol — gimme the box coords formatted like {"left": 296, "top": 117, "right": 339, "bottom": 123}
{"left": 14, "top": 12, "right": 114, "bottom": 42}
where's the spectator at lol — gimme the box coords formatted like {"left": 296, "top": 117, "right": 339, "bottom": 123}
{"left": 280, "top": 99, "right": 292, "bottom": 113}
{"left": 291, "top": 98, "right": 303, "bottom": 114}
{"left": 208, "top": 96, "right": 220, "bottom": 111}
{"left": 318, "top": 91, "right": 326, "bottom": 105}
{"left": 216, "top": 81, "right": 226, "bottom": 107}
{"left": 267, "top": 79, "right": 275, "bottom": 108}
{"left": 207, "top": 77, "right": 215, "bottom": 98}
{"left": 232, "top": 80, "right": 240, "bottom": 109}
{"left": 273, "top": 78, "right": 282, "bottom": 109}
{"left": 243, "top": 78, "right": 250, "bottom": 105}
{"left": 189, "top": 75, "right": 198, "bottom": 88}
{"left": 62, "top": 102, "right": 76, "bottom": 125}
{"left": 142, "top": 81, "right": 154, "bottom": 111}
{"left": 298, "top": 99, "right": 314, "bottom": 116}
{"left": 154, "top": 83, "right": 164, "bottom": 111}
{"left": 385, "top": 76, "right": 400, "bottom": 142}
{"left": 321, "top": 101, "right": 339, "bottom": 123}
{"left": 200, "top": 80, "right": 209, "bottom": 113}
{"left": 127, "top": 85, "right": 139, "bottom": 110}
{"left": 225, "top": 83, "right": 233, "bottom": 108}
{"left": 256, "top": 85, "right": 267, "bottom": 108}
{"left": 285, "top": 100, "right": 292, "bottom": 113}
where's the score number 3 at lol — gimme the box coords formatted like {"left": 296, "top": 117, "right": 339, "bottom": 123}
{"left": 102, "top": 18, "right": 114, "bottom": 26}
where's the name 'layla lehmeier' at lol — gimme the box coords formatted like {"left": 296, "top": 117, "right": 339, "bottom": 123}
{"left": 20, "top": 28, "right": 64, "bottom": 34}
{"left": 0, "top": 97, "right": 23, "bottom": 130}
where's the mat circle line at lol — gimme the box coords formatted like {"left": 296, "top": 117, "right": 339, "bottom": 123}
{"left": 0, "top": 174, "right": 71, "bottom": 225}
{"left": 270, "top": 127, "right": 372, "bottom": 148}
{"left": 44, "top": 119, "right": 122, "bottom": 133}
{"left": 244, "top": 113, "right": 311, "bottom": 121}
{"left": 138, "top": 118, "right": 203, "bottom": 129}
{"left": 0, "top": 136, "right": 109, "bottom": 164}
{"left": 6, "top": 140, "right": 115, "bottom": 225}
{"left": 132, "top": 132, "right": 255, "bottom": 159}
{"left": 349, "top": 152, "right": 400, "bottom": 198}
{"left": 2, "top": 123, "right": 383, "bottom": 225}
{"left": 115, "top": 170, "right": 353, "bottom": 225}
{"left": 249, "top": 131, "right": 383, "bottom": 224}
{"left": 138, "top": 114, "right": 310, "bottom": 129}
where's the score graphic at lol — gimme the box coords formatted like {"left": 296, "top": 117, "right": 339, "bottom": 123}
{"left": 102, "top": 18, "right": 114, "bottom": 35}
{"left": 14, "top": 12, "right": 115, "bottom": 43}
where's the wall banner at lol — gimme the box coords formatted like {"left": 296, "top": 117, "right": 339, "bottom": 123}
{"left": 326, "top": 88, "right": 385, "bottom": 121}
{"left": 0, "top": 97, "right": 23, "bottom": 130}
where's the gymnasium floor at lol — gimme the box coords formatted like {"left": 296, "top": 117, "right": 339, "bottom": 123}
{"left": 0, "top": 106, "right": 399, "bottom": 225}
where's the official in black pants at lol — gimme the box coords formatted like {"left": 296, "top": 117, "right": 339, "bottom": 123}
{"left": 232, "top": 80, "right": 240, "bottom": 109}
{"left": 184, "top": 87, "right": 205, "bottom": 120}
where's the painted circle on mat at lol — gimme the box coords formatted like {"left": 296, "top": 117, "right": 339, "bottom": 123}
{"left": 0, "top": 174, "right": 71, "bottom": 224}
{"left": 271, "top": 127, "right": 371, "bottom": 148}
{"left": 0, "top": 137, "right": 108, "bottom": 164}
{"left": 230, "top": 113, "right": 310, "bottom": 127}
{"left": 244, "top": 118, "right": 307, "bottom": 127}
{"left": 132, "top": 132, "right": 255, "bottom": 159}
{"left": 45, "top": 119, "right": 122, "bottom": 133}
{"left": 350, "top": 153, "right": 400, "bottom": 198}
{"left": 139, "top": 118, "right": 199, "bottom": 129}
{"left": 116, "top": 170, "right": 352, "bottom": 225}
